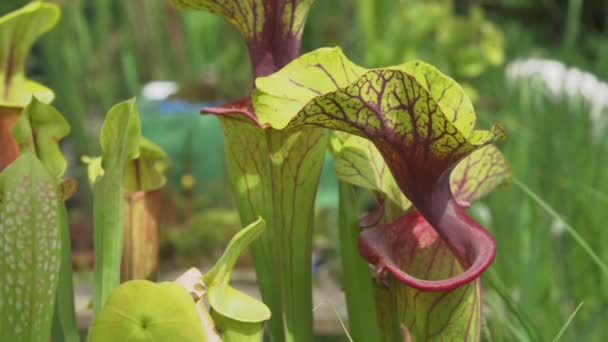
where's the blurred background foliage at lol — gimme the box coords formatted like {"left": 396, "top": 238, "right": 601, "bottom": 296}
{"left": 3, "top": 0, "right": 608, "bottom": 340}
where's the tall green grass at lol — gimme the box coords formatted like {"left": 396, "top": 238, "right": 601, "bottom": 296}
{"left": 475, "top": 63, "right": 608, "bottom": 341}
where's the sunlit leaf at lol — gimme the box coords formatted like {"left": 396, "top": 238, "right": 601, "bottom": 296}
{"left": 0, "top": 2, "right": 59, "bottom": 107}
{"left": 0, "top": 154, "right": 60, "bottom": 342}
{"left": 88, "top": 280, "right": 207, "bottom": 342}
{"left": 254, "top": 47, "right": 366, "bottom": 129}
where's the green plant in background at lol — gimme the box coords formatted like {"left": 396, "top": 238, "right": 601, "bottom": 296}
{"left": 85, "top": 137, "right": 169, "bottom": 282}
{"left": 88, "top": 217, "right": 270, "bottom": 341}
{"left": 0, "top": 1, "right": 59, "bottom": 170}
{"left": 355, "top": 0, "right": 504, "bottom": 101}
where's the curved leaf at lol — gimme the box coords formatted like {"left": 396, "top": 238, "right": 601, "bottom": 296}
{"left": 286, "top": 68, "right": 504, "bottom": 203}
{"left": 254, "top": 47, "right": 366, "bottom": 128}
{"left": 88, "top": 280, "right": 207, "bottom": 342}
{"left": 11, "top": 97, "right": 70, "bottom": 179}
{"left": 0, "top": 2, "right": 59, "bottom": 107}
{"left": 332, "top": 133, "right": 410, "bottom": 210}
{"left": 450, "top": 144, "right": 511, "bottom": 207}
{"left": 0, "top": 154, "right": 60, "bottom": 342}
{"left": 392, "top": 60, "right": 476, "bottom": 137}
{"left": 93, "top": 99, "right": 142, "bottom": 314}
{"left": 202, "top": 217, "right": 271, "bottom": 323}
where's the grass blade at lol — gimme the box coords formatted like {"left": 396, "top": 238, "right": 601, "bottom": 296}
{"left": 513, "top": 178, "right": 608, "bottom": 278}
{"left": 552, "top": 302, "right": 584, "bottom": 342}
{"left": 484, "top": 269, "right": 543, "bottom": 341}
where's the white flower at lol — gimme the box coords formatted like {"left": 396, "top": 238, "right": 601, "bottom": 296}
{"left": 506, "top": 58, "right": 608, "bottom": 141}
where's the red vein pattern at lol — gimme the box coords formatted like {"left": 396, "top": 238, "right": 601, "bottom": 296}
{"left": 285, "top": 68, "right": 505, "bottom": 291}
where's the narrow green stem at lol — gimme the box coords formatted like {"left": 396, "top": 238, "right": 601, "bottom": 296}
{"left": 337, "top": 182, "right": 382, "bottom": 342}
{"left": 51, "top": 206, "right": 79, "bottom": 342}
{"left": 563, "top": 0, "right": 583, "bottom": 53}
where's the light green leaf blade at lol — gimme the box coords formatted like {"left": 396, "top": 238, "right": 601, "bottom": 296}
{"left": 208, "top": 285, "right": 270, "bottom": 323}
{"left": 391, "top": 60, "right": 476, "bottom": 137}
{"left": 287, "top": 67, "right": 504, "bottom": 201}
{"left": 450, "top": 145, "right": 511, "bottom": 206}
{"left": 88, "top": 280, "right": 207, "bottom": 342}
{"left": 0, "top": 2, "right": 60, "bottom": 107}
{"left": 93, "top": 98, "right": 142, "bottom": 314}
{"left": 0, "top": 153, "right": 60, "bottom": 342}
{"left": 11, "top": 97, "right": 70, "bottom": 179}
{"left": 253, "top": 47, "right": 367, "bottom": 129}
{"left": 203, "top": 217, "right": 270, "bottom": 323}
{"left": 332, "top": 133, "right": 410, "bottom": 210}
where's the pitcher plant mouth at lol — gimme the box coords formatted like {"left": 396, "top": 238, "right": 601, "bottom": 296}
{"left": 359, "top": 200, "right": 496, "bottom": 292}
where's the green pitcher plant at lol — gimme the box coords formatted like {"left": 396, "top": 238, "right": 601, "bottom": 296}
{"left": 0, "top": 2, "right": 59, "bottom": 170}
{"left": 253, "top": 48, "right": 508, "bottom": 340}
{"left": 333, "top": 132, "right": 510, "bottom": 340}
{"left": 84, "top": 136, "right": 169, "bottom": 282}
{"left": 171, "top": 1, "right": 325, "bottom": 341}
{"left": 0, "top": 98, "right": 76, "bottom": 342}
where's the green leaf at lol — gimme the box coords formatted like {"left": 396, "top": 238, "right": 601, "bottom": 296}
{"left": 450, "top": 145, "right": 511, "bottom": 206}
{"left": 391, "top": 60, "right": 476, "bottom": 137}
{"left": 92, "top": 98, "right": 142, "bottom": 314}
{"left": 254, "top": 47, "right": 366, "bottom": 129}
{"left": 11, "top": 97, "right": 70, "bottom": 179}
{"left": 336, "top": 182, "right": 382, "bottom": 342}
{"left": 0, "top": 2, "right": 60, "bottom": 107}
{"left": 332, "top": 133, "right": 410, "bottom": 210}
{"left": 0, "top": 153, "right": 60, "bottom": 342}
{"left": 202, "top": 217, "right": 270, "bottom": 323}
{"left": 88, "top": 280, "right": 207, "bottom": 342}
{"left": 122, "top": 137, "right": 169, "bottom": 193}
